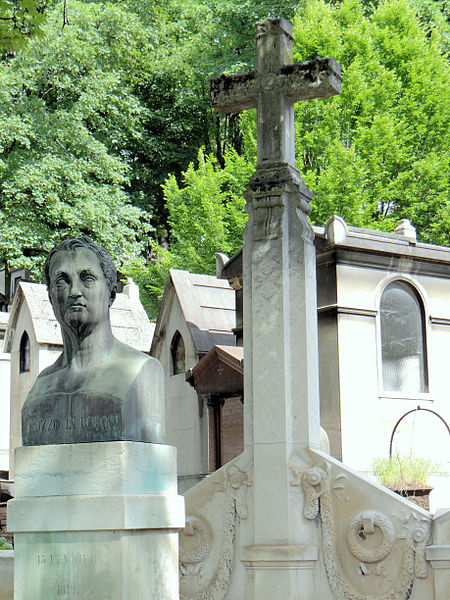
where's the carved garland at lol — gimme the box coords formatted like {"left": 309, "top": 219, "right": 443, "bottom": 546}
{"left": 179, "top": 464, "right": 251, "bottom": 600}
{"left": 180, "top": 499, "right": 237, "bottom": 600}
{"left": 302, "top": 467, "right": 430, "bottom": 600}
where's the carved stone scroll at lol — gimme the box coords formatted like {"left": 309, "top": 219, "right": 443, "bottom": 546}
{"left": 301, "top": 466, "right": 431, "bottom": 600}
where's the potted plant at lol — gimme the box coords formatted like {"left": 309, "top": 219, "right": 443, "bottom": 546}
{"left": 372, "top": 455, "right": 440, "bottom": 510}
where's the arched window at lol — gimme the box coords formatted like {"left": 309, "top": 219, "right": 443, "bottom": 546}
{"left": 380, "top": 281, "right": 428, "bottom": 395}
{"left": 170, "top": 331, "right": 185, "bottom": 375}
{"left": 19, "top": 331, "right": 31, "bottom": 374}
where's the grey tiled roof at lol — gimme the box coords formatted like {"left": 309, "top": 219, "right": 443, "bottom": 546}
{"left": 151, "top": 269, "right": 236, "bottom": 356}
{"left": 5, "top": 282, "right": 154, "bottom": 353}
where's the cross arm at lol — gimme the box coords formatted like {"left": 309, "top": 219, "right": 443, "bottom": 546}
{"left": 210, "top": 71, "right": 258, "bottom": 114}
{"left": 211, "top": 57, "right": 341, "bottom": 116}
{"left": 281, "top": 57, "right": 341, "bottom": 101}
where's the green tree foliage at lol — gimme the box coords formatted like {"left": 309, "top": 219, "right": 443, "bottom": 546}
{"left": 138, "top": 0, "right": 448, "bottom": 313}
{"left": 127, "top": 149, "right": 253, "bottom": 316}
{"left": 1, "top": 0, "right": 448, "bottom": 316}
{"left": 0, "top": 0, "right": 301, "bottom": 310}
{"left": 0, "top": 0, "right": 48, "bottom": 52}
{"left": 1, "top": 0, "right": 275, "bottom": 242}
{"left": 290, "top": 0, "right": 449, "bottom": 242}
{"left": 0, "top": 1, "right": 153, "bottom": 275}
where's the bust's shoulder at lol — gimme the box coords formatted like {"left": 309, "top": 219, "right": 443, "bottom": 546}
{"left": 112, "top": 341, "right": 152, "bottom": 364}
{"left": 33, "top": 355, "right": 64, "bottom": 381}
{"left": 112, "top": 341, "right": 163, "bottom": 376}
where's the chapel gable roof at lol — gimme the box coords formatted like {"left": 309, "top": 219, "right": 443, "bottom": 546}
{"left": 186, "top": 345, "right": 244, "bottom": 396}
{"left": 4, "top": 281, "right": 154, "bottom": 353}
{"left": 151, "top": 269, "right": 236, "bottom": 357}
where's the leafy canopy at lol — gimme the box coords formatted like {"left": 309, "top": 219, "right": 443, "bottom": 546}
{"left": 0, "top": 0, "right": 48, "bottom": 52}
{"left": 137, "top": 0, "right": 449, "bottom": 314}
{"left": 127, "top": 148, "right": 253, "bottom": 316}
{"left": 0, "top": 1, "right": 154, "bottom": 274}
{"left": 1, "top": 0, "right": 448, "bottom": 316}
{"left": 241, "top": 0, "right": 450, "bottom": 242}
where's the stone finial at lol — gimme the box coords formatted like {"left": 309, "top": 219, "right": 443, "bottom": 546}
{"left": 324, "top": 215, "right": 348, "bottom": 245}
{"left": 395, "top": 219, "right": 417, "bottom": 242}
{"left": 215, "top": 253, "right": 229, "bottom": 278}
{"left": 123, "top": 277, "right": 140, "bottom": 303}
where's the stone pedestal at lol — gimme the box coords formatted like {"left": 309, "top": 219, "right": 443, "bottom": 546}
{"left": 8, "top": 442, "right": 185, "bottom": 599}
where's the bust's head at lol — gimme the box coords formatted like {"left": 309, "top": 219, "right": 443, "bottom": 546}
{"left": 44, "top": 236, "right": 117, "bottom": 290}
{"left": 44, "top": 237, "right": 117, "bottom": 333}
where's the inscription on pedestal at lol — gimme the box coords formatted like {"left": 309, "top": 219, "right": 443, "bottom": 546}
{"left": 12, "top": 529, "right": 181, "bottom": 600}
{"left": 26, "top": 413, "right": 121, "bottom": 440}
{"left": 37, "top": 553, "right": 96, "bottom": 566}
{"left": 57, "top": 584, "right": 79, "bottom": 597}
{"left": 17, "top": 538, "right": 104, "bottom": 599}
{"left": 36, "top": 553, "right": 96, "bottom": 598}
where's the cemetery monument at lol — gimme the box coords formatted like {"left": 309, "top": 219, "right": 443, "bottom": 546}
{"left": 8, "top": 236, "right": 184, "bottom": 599}
{"left": 179, "top": 17, "right": 449, "bottom": 600}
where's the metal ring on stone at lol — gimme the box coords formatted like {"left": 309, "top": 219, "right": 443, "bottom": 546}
{"left": 346, "top": 511, "right": 395, "bottom": 563}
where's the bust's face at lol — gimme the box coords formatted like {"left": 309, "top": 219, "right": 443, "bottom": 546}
{"left": 48, "top": 247, "right": 114, "bottom": 332}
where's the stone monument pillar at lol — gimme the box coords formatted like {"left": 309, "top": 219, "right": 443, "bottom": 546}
{"left": 211, "top": 18, "right": 341, "bottom": 599}
{"left": 8, "top": 236, "right": 184, "bottom": 599}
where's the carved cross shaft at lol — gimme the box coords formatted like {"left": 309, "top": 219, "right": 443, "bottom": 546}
{"left": 211, "top": 18, "right": 341, "bottom": 168}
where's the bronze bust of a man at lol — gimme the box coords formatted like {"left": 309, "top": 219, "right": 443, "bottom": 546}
{"left": 22, "top": 236, "right": 164, "bottom": 446}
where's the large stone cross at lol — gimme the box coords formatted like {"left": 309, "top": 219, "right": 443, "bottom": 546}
{"left": 210, "top": 18, "right": 342, "bottom": 599}
{"left": 211, "top": 18, "right": 341, "bottom": 168}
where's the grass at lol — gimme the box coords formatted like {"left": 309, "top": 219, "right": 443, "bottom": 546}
{"left": 372, "top": 456, "right": 441, "bottom": 490}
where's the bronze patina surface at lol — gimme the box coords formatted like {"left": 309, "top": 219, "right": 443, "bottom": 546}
{"left": 22, "top": 237, "right": 164, "bottom": 445}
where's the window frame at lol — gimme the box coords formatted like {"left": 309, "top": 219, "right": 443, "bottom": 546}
{"left": 19, "top": 330, "right": 31, "bottom": 374}
{"left": 170, "top": 330, "right": 186, "bottom": 376}
{"left": 376, "top": 276, "right": 432, "bottom": 402}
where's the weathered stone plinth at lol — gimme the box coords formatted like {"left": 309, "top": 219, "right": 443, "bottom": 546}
{"left": 8, "top": 442, "right": 184, "bottom": 599}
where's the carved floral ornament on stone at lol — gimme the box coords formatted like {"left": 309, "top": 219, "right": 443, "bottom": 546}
{"left": 179, "top": 462, "right": 252, "bottom": 600}
{"left": 296, "top": 464, "right": 431, "bottom": 600}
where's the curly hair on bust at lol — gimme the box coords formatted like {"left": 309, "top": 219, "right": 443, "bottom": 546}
{"left": 43, "top": 236, "right": 117, "bottom": 292}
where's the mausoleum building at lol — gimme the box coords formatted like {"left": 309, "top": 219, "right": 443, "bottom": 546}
{"left": 154, "top": 216, "right": 450, "bottom": 501}
{"left": 150, "top": 269, "right": 237, "bottom": 493}
{"left": 313, "top": 216, "right": 450, "bottom": 509}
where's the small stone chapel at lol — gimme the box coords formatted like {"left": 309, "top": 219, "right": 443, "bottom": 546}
{"left": 154, "top": 215, "right": 450, "bottom": 507}
{"left": 150, "top": 269, "right": 241, "bottom": 493}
